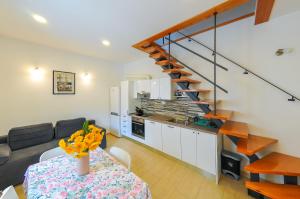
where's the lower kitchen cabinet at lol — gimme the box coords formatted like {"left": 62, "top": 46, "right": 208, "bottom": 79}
{"left": 145, "top": 120, "right": 162, "bottom": 151}
{"left": 162, "top": 124, "right": 181, "bottom": 159}
{"left": 120, "top": 115, "right": 131, "bottom": 137}
{"left": 196, "top": 131, "right": 217, "bottom": 175}
{"left": 181, "top": 128, "right": 197, "bottom": 167}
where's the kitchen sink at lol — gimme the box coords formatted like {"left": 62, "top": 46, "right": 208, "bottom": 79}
{"left": 167, "top": 118, "right": 189, "bottom": 126}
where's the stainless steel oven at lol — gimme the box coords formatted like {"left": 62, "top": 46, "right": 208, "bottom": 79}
{"left": 131, "top": 116, "right": 145, "bottom": 139}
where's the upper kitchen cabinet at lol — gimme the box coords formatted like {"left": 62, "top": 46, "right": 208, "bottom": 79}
{"left": 133, "top": 80, "right": 150, "bottom": 98}
{"left": 150, "top": 79, "right": 160, "bottom": 99}
{"left": 159, "top": 77, "right": 172, "bottom": 100}
{"left": 150, "top": 77, "right": 172, "bottom": 100}
{"left": 121, "top": 80, "right": 135, "bottom": 115}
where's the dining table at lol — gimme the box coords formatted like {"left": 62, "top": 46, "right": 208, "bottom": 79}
{"left": 23, "top": 147, "right": 152, "bottom": 199}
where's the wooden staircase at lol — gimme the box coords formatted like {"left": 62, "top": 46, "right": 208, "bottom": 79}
{"left": 133, "top": 41, "right": 300, "bottom": 199}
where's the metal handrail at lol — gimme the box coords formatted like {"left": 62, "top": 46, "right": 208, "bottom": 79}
{"left": 172, "top": 57, "right": 228, "bottom": 93}
{"left": 164, "top": 37, "right": 228, "bottom": 71}
{"left": 177, "top": 31, "right": 300, "bottom": 102}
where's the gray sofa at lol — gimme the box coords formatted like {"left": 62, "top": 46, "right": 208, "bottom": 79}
{"left": 0, "top": 118, "right": 106, "bottom": 189}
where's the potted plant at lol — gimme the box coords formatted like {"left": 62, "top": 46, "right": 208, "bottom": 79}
{"left": 59, "top": 121, "right": 104, "bottom": 175}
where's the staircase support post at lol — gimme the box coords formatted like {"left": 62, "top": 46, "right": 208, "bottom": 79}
{"left": 213, "top": 13, "right": 217, "bottom": 115}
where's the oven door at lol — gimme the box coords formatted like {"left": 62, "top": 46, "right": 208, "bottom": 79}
{"left": 131, "top": 121, "right": 145, "bottom": 139}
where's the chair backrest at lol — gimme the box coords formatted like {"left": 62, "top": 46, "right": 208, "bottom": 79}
{"left": 0, "top": 186, "right": 19, "bottom": 199}
{"left": 109, "top": 146, "right": 131, "bottom": 170}
{"left": 39, "top": 147, "right": 65, "bottom": 162}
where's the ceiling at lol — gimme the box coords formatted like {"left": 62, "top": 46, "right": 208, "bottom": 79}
{"left": 0, "top": 0, "right": 299, "bottom": 64}
{"left": 0, "top": 0, "right": 224, "bottom": 63}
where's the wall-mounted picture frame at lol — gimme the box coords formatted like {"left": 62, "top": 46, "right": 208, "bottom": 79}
{"left": 53, "top": 70, "right": 75, "bottom": 95}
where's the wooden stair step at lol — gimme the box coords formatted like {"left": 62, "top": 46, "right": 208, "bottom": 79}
{"left": 156, "top": 60, "right": 175, "bottom": 66}
{"left": 172, "top": 77, "right": 201, "bottom": 84}
{"left": 245, "top": 181, "right": 300, "bottom": 199}
{"left": 141, "top": 41, "right": 152, "bottom": 48}
{"left": 156, "top": 60, "right": 184, "bottom": 69}
{"left": 192, "top": 100, "right": 221, "bottom": 105}
{"left": 219, "top": 120, "right": 249, "bottom": 139}
{"left": 144, "top": 46, "right": 162, "bottom": 54}
{"left": 204, "top": 109, "right": 233, "bottom": 120}
{"left": 177, "top": 89, "right": 210, "bottom": 93}
{"left": 245, "top": 152, "right": 300, "bottom": 176}
{"left": 150, "top": 52, "right": 169, "bottom": 59}
{"left": 237, "top": 134, "right": 278, "bottom": 156}
{"left": 163, "top": 69, "right": 192, "bottom": 76}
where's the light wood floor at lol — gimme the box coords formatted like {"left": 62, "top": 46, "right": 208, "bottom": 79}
{"left": 16, "top": 134, "right": 252, "bottom": 199}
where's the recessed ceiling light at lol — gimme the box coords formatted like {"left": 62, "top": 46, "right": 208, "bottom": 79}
{"left": 32, "top": 14, "right": 47, "bottom": 24}
{"left": 102, "top": 40, "right": 111, "bottom": 46}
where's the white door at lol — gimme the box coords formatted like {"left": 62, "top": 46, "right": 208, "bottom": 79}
{"left": 110, "top": 87, "right": 120, "bottom": 115}
{"left": 196, "top": 131, "right": 216, "bottom": 175}
{"left": 162, "top": 124, "right": 181, "bottom": 159}
{"left": 159, "top": 77, "right": 172, "bottom": 100}
{"left": 145, "top": 120, "right": 162, "bottom": 151}
{"left": 181, "top": 128, "right": 197, "bottom": 167}
{"left": 150, "top": 79, "right": 160, "bottom": 99}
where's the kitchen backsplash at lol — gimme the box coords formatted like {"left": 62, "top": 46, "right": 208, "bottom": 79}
{"left": 140, "top": 98, "right": 204, "bottom": 118}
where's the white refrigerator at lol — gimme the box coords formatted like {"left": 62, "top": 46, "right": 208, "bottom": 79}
{"left": 110, "top": 86, "right": 121, "bottom": 137}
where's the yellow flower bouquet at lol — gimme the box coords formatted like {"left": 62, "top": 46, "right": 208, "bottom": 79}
{"left": 59, "top": 121, "right": 104, "bottom": 158}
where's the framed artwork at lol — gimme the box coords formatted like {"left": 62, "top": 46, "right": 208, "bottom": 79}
{"left": 53, "top": 71, "right": 75, "bottom": 95}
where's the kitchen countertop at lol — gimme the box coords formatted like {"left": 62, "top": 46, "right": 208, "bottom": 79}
{"left": 131, "top": 114, "right": 218, "bottom": 135}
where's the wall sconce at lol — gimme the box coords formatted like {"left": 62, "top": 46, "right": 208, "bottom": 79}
{"left": 30, "top": 67, "right": 44, "bottom": 81}
{"left": 275, "top": 48, "right": 293, "bottom": 56}
{"left": 81, "top": 72, "right": 92, "bottom": 83}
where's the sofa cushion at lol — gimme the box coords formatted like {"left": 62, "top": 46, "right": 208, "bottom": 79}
{"left": 0, "top": 139, "right": 59, "bottom": 189}
{"left": 8, "top": 123, "right": 54, "bottom": 151}
{"left": 0, "top": 144, "right": 11, "bottom": 165}
{"left": 55, "top": 118, "right": 86, "bottom": 139}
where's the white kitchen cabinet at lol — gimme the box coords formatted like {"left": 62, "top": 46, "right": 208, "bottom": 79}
{"left": 145, "top": 120, "right": 162, "bottom": 151}
{"left": 181, "top": 128, "right": 197, "bottom": 167}
{"left": 162, "top": 124, "right": 181, "bottom": 159}
{"left": 196, "top": 131, "right": 217, "bottom": 175}
{"left": 150, "top": 79, "right": 160, "bottom": 99}
{"left": 121, "top": 81, "right": 129, "bottom": 115}
{"left": 120, "top": 81, "right": 134, "bottom": 137}
{"left": 133, "top": 80, "right": 150, "bottom": 98}
{"left": 159, "top": 77, "right": 172, "bottom": 100}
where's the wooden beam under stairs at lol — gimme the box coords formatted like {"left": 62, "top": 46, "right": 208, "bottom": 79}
{"left": 245, "top": 152, "right": 300, "bottom": 176}
{"left": 246, "top": 181, "right": 300, "bottom": 199}
{"left": 237, "top": 134, "right": 278, "bottom": 156}
{"left": 219, "top": 120, "right": 249, "bottom": 139}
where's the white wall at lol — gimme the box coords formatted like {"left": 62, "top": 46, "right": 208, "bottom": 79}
{"left": 0, "top": 36, "right": 121, "bottom": 135}
{"left": 123, "top": 11, "right": 300, "bottom": 170}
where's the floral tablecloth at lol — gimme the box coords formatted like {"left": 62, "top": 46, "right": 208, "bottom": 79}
{"left": 23, "top": 148, "right": 151, "bottom": 199}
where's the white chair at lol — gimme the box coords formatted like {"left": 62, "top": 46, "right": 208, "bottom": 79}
{"left": 109, "top": 146, "right": 131, "bottom": 171}
{"left": 0, "top": 185, "right": 19, "bottom": 199}
{"left": 39, "top": 147, "right": 65, "bottom": 162}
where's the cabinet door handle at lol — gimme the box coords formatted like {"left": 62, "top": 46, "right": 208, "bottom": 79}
{"left": 150, "top": 121, "right": 155, "bottom": 124}
{"left": 168, "top": 125, "right": 174, "bottom": 128}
